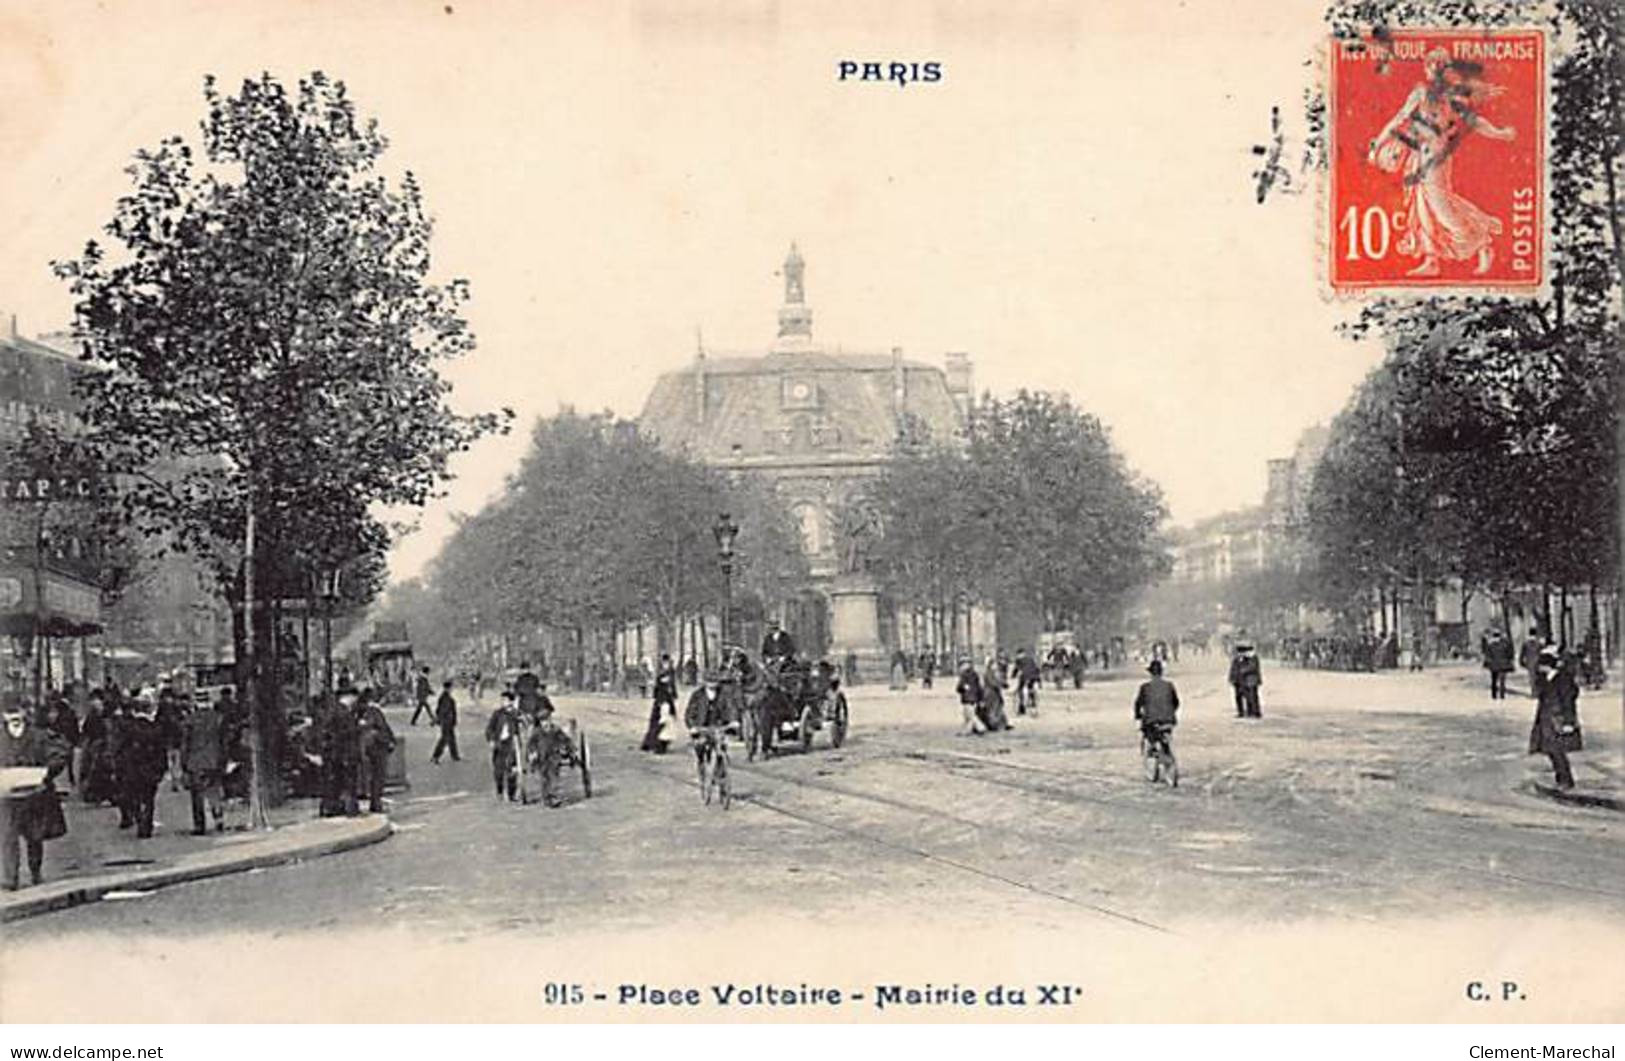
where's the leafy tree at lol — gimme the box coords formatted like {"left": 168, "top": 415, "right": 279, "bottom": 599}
{"left": 54, "top": 72, "right": 507, "bottom": 816}
{"left": 1299, "top": 1, "right": 1621, "bottom": 643}
{"left": 403, "top": 409, "right": 806, "bottom": 682}
{"left": 868, "top": 391, "right": 1169, "bottom": 644}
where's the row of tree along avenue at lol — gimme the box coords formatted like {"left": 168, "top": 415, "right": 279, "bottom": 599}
{"left": 376, "top": 409, "right": 807, "bottom": 685}
{"left": 48, "top": 73, "right": 508, "bottom": 822}
{"left": 869, "top": 392, "right": 1170, "bottom": 651}
{"left": 377, "top": 389, "right": 1171, "bottom": 682}
{"left": 1150, "top": 0, "right": 1623, "bottom": 658}
{"left": 1305, "top": 0, "right": 1619, "bottom": 649}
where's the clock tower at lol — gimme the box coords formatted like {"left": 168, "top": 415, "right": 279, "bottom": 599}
{"left": 773, "top": 242, "right": 816, "bottom": 354}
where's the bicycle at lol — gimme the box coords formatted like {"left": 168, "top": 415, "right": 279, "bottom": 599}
{"left": 693, "top": 726, "right": 734, "bottom": 809}
{"left": 1016, "top": 679, "right": 1040, "bottom": 717}
{"left": 1139, "top": 721, "right": 1178, "bottom": 787}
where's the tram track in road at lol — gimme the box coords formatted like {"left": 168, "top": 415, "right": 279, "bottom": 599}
{"left": 584, "top": 707, "right": 1172, "bottom": 934}
{"left": 878, "top": 733, "right": 1625, "bottom": 903}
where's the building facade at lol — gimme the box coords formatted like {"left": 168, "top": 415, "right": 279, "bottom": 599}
{"left": 638, "top": 246, "right": 977, "bottom": 661}
{"left": 1, "top": 317, "right": 232, "bottom": 698}
{"left": 1168, "top": 424, "right": 1330, "bottom": 586}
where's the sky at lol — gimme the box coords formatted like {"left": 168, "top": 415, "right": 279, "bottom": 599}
{"left": 0, "top": 0, "right": 1386, "bottom": 583}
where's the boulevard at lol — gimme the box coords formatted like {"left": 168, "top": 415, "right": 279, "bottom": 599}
{"left": 8, "top": 658, "right": 1620, "bottom": 944}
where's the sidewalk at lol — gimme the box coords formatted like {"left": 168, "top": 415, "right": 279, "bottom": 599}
{"left": 1, "top": 776, "right": 392, "bottom": 922}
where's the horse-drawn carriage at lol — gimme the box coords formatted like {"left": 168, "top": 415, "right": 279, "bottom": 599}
{"left": 739, "top": 658, "right": 849, "bottom": 760}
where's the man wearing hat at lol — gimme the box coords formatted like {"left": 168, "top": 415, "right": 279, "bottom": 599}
{"left": 319, "top": 687, "right": 362, "bottom": 817}
{"left": 1, "top": 700, "right": 69, "bottom": 889}
{"left": 355, "top": 687, "right": 396, "bottom": 814}
{"left": 1529, "top": 644, "right": 1582, "bottom": 789}
{"left": 1133, "top": 658, "right": 1181, "bottom": 739}
{"left": 179, "top": 688, "right": 226, "bottom": 834}
{"left": 514, "top": 661, "right": 543, "bottom": 718}
{"left": 1228, "top": 640, "right": 1263, "bottom": 719}
{"left": 760, "top": 620, "right": 797, "bottom": 666}
{"left": 119, "top": 693, "right": 169, "bottom": 838}
{"left": 485, "top": 691, "right": 523, "bottom": 800}
{"left": 954, "top": 658, "right": 985, "bottom": 736}
{"left": 685, "top": 669, "right": 734, "bottom": 768}
{"left": 410, "top": 665, "right": 433, "bottom": 726}
{"left": 430, "top": 679, "right": 461, "bottom": 764}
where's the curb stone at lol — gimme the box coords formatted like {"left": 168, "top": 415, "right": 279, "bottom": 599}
{"left": 0, "top": 814, "right": 392, "bottom": 923}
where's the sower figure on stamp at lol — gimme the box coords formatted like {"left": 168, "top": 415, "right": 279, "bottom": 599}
{"left": 1, "top": 700, "right": 69, "bottom": 890}
{"left": 1367, "top": 48, "right": 1516, "bottom": 277}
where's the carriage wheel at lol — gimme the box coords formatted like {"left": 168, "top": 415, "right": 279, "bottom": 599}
{"left": 742, "top": 708, "right": 760, "bottom": 762}
{"left": 578, "top": 732, "right": 592, "bottom": 799}
{"left": 830, "top": 693, "right": 849, "bottom": 748}
{"left": 798, "top": 705, "right": 814, "bottom": 753}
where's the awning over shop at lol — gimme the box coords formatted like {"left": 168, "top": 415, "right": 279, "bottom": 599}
{"left": 0, "top": 567, "right": 104, "bottom": 639}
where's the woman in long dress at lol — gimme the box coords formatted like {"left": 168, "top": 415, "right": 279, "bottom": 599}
{"left": 1367, "top": 48, "right": 1516, "bottom": 277}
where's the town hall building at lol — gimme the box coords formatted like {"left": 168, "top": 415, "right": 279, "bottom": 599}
{"left": 638, "top": 245, "right": 978, "bottom": 665}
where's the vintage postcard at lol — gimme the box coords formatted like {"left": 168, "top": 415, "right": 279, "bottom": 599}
{"left": 0, "top": 0, "right": 1621, "bottom": 1036}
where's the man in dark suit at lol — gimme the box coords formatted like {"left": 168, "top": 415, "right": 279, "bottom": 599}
{"left": 1228, "top": 642, "right": 1263, "bottom": 718}
{"left": 431, "top": 680, "right": 460, "bottom": 764}
{"left": 179, "top": 694, "right": 226, "bottom": 834}
{"left": 410, "top": 666, "right": 433, "bottom": 726}
{"left": 120, "top": 695, "right": 169, "bottom": 838}
{"left": 761, "top": 620, "right": 797, "bottom": 664}
{"left": 514, "top": 662, "right": 542, "bottom": 716}
{"left": 356, "top": 688, "right": 396, "bottom": 813}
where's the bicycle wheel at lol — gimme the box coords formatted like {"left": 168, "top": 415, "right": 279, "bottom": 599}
{"left": 717, "top": 753, "right": 732, "bottom": 810}
{"left": 699, "top": 749, "right": 714, "bottom": 805}
{"left": 577, "top": 732, "right": 592, "bottom": 799}
{"left": 1141, "top": 737, "right": 1159, "bottom": 782}
{"left": 1163, "top": 748, "right": 1179, "bottom": 788}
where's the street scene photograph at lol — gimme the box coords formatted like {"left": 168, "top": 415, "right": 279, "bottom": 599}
{"left": 1, "top": 0, "right": 1622, "bottom": 1029}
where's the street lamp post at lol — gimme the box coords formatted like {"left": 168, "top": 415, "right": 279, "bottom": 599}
{"left": 713, "top": 512, "right": 740, "bottom": 653}
{"left": 318, "top": 567, "right": 341, "bottom": 697}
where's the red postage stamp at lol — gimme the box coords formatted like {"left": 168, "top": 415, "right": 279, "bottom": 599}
{"left": 1329, "top": 29, "right": 1545, "bottom": 292}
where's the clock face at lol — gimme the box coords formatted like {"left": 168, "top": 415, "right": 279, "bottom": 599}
{"left": 791, "top": 381, "right": 811, "bottom": 400}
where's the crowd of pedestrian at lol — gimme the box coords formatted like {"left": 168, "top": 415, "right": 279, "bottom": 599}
{"left": 0, "top": 677, "right": 259, "bottom": 891}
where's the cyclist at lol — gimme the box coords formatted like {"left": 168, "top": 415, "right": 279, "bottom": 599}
{"left": 686, "top": 669, "right": 735, "bottom": 768}
{"left": 1133, "top": 658, "right": 1179, "bottom": 771}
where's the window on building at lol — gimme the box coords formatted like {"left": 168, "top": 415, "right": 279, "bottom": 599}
{"left": 792, "top": 502, "right": 826, "bottom": 556}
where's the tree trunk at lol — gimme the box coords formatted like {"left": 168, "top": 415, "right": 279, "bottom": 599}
{"left": 242, "top": 504, "right": 269, "bottom": 830}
